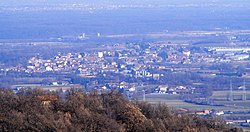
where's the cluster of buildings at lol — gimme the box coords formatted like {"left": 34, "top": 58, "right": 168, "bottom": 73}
{"left": 26, "top": 53, "right": 85, "bottom": 73}
{"left": 206, "top": 47, "right": 250, "bottom": 62}
{"left": 1, "top": 43, "right": 249, "bottom": 86}
{"left": 21, "top": 43, "right": 250, "bottom": 76}
{"left": 153, "top": 85, "right": 195, "bottom": 94}
{"left": 2, "top": 43, "right": 250, "bottom": 96}
{"left": 21, "top": 44, "right": 165, "bottom": 79}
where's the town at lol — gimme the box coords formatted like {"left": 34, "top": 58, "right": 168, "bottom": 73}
{"left": 1, "top": 30, "right": 250, "bottom": 128}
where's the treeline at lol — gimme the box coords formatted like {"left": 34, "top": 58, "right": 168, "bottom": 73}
{"left": 0, "top": 89, "right": 242, "bottom": 132}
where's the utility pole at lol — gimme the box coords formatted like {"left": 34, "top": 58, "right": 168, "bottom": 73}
{"left": 142, "top": 90, "right": 146, "bottom": 102}
{"left": 229, "top": 80, "right": 233, "bottom": 101}
{"left": 4, "top": 69, "right": 8, "bottom": 76}
{"left": 243, "top": 79, "right": 247, "bottom": 101}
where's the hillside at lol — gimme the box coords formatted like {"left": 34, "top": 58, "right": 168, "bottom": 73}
{"left": 0, "top": 89, "right": 242, "bottom": 132}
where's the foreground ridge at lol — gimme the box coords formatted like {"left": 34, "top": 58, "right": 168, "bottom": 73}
{"left": 0, "top": 89, "right": 242, "bottom": 132}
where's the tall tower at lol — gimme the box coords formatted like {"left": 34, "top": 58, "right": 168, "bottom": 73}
{"left": 142, "top": 90, "right": 146, "bottom": 102}
{"left": 4, "top": 69, "right": 8, "bottom": 76}
{"left": 229, "top": 80, "right": 233, "bottom": 101}
{"left": 242, "top": 79, "right": 247, "bottom": 101}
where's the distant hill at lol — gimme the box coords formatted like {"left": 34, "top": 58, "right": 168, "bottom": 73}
{"left": 0, "top": 89, "right": 242, "bottom": 131}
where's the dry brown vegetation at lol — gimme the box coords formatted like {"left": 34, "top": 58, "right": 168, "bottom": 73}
{"left": 0, "top": 89, "right": 242, "bottom": 132}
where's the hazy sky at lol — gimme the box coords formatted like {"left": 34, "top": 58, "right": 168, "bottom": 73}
{"left": 1, "top": 0, "right": 249, "bottom": 6}
{"left": 1, "top": 0, "right": 250, "bottom": 39}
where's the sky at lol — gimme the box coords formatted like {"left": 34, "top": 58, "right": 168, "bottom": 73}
{"left": 0, "top": 0, "right": 250, "bottom": 39}
{"left": 0, "top": 0, "right": 249, "bottom": 6}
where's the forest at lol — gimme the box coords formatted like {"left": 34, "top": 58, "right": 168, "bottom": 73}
{"left": 0, "top": 89, "right": 242, "bottom": 132}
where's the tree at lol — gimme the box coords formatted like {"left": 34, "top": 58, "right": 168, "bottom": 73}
{"left": 0, "top": 89, "right": 242, "bottom": 132}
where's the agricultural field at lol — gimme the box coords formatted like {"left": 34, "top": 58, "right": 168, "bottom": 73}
{"left": 137, "top": 93, "right": 249, "bottom": 111}
{"left": 214, "top": 100, "right": 250, "bottom": 109}
{"left": 210, "top": 90, "right": 250, "bottom": 109}
{"left": 210, "top": 90, "right": 250, "bottom": 101}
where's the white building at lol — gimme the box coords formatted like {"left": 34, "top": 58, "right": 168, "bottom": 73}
{"left": 98, "top": 52, "right": 104, "bottom": 58}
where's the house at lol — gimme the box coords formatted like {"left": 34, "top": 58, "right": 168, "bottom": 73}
{"left": 158, "top": 85, "right": 169, "bottom": 93}
{"left": 215, "top": 111, "right": 224, "bottom": 116}
{"left": 120, "top": 81, "right": 129, "bottom": 89}
{"left": 196, "top": 109, "right": 210, "bottom": 115}
{"left": 152, "top": 74, "right": 160, "bottom": 80}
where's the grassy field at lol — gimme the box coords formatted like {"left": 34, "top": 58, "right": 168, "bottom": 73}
{"left": 210, "top": 90, "right": 250, "bottom": 109}
{"left": 137, "top": 93, "right": 249, "bottom": 111}
{"left": 214, "top": 100, "right": 250, "bottom": 109}
{"left": 211, "top": 90, "right": 250, "bottom": 100}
